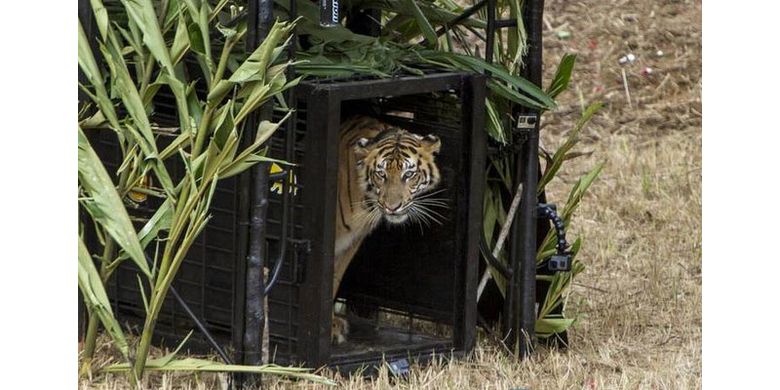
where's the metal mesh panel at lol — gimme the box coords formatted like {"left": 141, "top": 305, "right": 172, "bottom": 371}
{"left": 94, "top": 122, "right": 241, "bottom": 352}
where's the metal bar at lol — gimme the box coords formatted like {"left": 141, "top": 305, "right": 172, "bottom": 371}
{"left": 514, "top": 0, "right": 545, "bottom": 359}
{"left": 522, "top": 3, "right": 544, "bottom": 117}
{"left": 318, "top": 73, "right": 465, "bottom": 101}
{"left": 296, "top": 88, "right": 340, "bottom": 367}
{"left": 512, "top": 119, "right": 539, "bottom": 359}
{"left": 457, "top": 74, "right": 487, "bottom": 352}
{"left": 264, "top": 10, "right": 298, "bottom": 295}
{"left": 243, "top": 163, "right": 268, "bottom": 364}
{"left": 486, "top": 0, "right": 496, "bottom": 65}
{"left": 240, "top": 0, "right": 275, "bottom": 385}
{"left": 495, "top": 19, "right": 517, "bottom": 28}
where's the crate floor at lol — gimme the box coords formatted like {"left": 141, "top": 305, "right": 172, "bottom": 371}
{"left": 330, "top": 315, "right": 453, "bottom": 363}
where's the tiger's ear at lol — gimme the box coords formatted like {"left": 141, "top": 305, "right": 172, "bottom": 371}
{"left": 353, "top": 137, "right": 370, "bottom": 164}
{"left": 422, "top": 134, "right": 441, "bottom": 154}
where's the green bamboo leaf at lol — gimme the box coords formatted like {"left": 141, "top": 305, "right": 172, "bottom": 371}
{"left": 159, "top": 73, "right": 193, "bottom": 135}
{"left": 78, "top": 128, "right": 151, "bottom": 278}
{"left": 219, "top": 152, "right": 291, "bottom": 180}
{"left": 78, "top": 236, "right": 131, "bottom": 360}
{"left": 535, "top": 317, "right": 575, "bottom": 336}
{"left": 211, "top": 100, "right": 235, "bottom": 149}
{"left": 536, "top": 161, "right": 605, "bottom": 264}
{"left": 421, "top": 51, "right": 556, "bottom": 109}
{"left": 186, "top": 80, "right": 204, "bottom": 125}
{"left": 506, "top": 0, "right": 526, "bottom": 71}
{"left": 113, "top": 198, "right": 172, "bottom": 267}
{"left": 137, "top": 199, "right": 173, "bottom": 249}
{"left": 182, "top": 0, "right": 213, "bottom": 73}
{"left": 119, "top": 0, "right": 175, "bottom": 74}
{"left": 170, "top": 14, "right": 191, "bottom": 65}
{"left": 482, "top": 188, "right": 497, "bottom": 242}
{"left": 94, "top": 18, "right": 177, "bottom": 197}
{"left": 114, "top": 22, "right": 143, "bottom": 59}
{"left": 485, "top": 99, "right": 507, "bottom": 143}
{"left": 401, "top": 0, "right": 438, "bottom": 47}
{"left": 79, "top": 109, "right": 108, "bottom": 129}
{"left": 538, "top": 102, "right": 602, "bottom": 192}
{"left": 234, "top": 82, "right": 272, "bottom": 124}
{"left": 229, "top": 21, "right": 295, "bottom": 83}
{"left": 159, "top": 132, "right": 193, "bottom": 161}
{"left": 102, "top": 357, "right": 335, "bottom": 385}
{"left": 537, "top": 162, "right": 604, "bottom": 262}
{"left": 88, "top": 0, "right": 109, "bottom": 40}
{"left": 207, "top": 80, "right": 233, "bottom": 105}
{"left": 136, "top": 274, "right": 150, "bottom": 314}
{"left": 162, "top": 0, "right": 184, "bottom": 32}
{"left": 563, "top": 161, "right": 605, "bottom": 220}
{"left": 547, "top": 54, "right": 576, "bottom": 99}
{"left": 78, "top": 20, "right": 121, "bottom": 130}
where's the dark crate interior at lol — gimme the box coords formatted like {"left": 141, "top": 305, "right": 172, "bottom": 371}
{"left": 95, "top": 71, "right": 484, "bottom": 371}
{"left": 332, "top": 93, "right": 467, "bottom": 363}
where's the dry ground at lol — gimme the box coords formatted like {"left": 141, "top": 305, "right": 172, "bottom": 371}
{"left": 80, "top": 0, "right": 702, "bottom": 388}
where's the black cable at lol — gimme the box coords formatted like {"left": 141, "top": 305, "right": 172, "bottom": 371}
{"left": 143, "top": 254, "right": 233, "bottom": 365}
{"left": 537, "top": 204, "right": 572, "bottom": 272}
{"left": 479, "top": 233, "right": 513, "bottom": 278}
{"left": 537, "top": 204, "right": 568, "bottom": 255}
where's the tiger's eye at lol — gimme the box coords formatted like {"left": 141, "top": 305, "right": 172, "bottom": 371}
{"left": 402, "top": 171, "right": 416, "bottom": 180}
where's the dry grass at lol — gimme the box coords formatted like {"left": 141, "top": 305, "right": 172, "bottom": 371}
{"left": 80, "top": 0, "right": 701, "bottom": 388}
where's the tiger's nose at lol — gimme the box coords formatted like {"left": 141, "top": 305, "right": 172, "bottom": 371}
{"left": 384, "top": 202, "right": 403, "bottom": 214}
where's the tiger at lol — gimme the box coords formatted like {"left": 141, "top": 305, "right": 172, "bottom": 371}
{"left": 331, "top": 115, "right": 444, "bottom": 344}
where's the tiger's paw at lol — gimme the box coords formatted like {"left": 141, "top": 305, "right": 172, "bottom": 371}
{"left": 332, "top": 314, "right": 350, "bottom": 345}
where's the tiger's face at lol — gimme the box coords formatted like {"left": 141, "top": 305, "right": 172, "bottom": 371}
{"left": 354, "top": 129, "right": 442, "bottom": 225}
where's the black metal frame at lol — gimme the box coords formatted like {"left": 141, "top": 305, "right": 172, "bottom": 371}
{"left": 285, "top": 72, "right": 486, "bottom": 369}
{"left": 480, "top": 0, "right": 549, "bottom": 358}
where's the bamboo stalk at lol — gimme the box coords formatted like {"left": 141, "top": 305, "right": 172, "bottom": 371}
{"left": 477, "top": 181, "right": 523, "bottom": 301}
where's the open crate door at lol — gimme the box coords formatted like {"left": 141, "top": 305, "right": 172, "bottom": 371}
{"left": 263, "top": 71, "right": 486, "bottom": 371}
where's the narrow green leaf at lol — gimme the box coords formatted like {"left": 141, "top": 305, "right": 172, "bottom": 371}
{"left": 401, "top": 0, "right": 438, "bottom": 47}
{"left": 547, "top": 54, "right": 576, "bottom": 99}
{"left": 78, "top": 236, "right": 130, "bottom": 360}
{"left": 538, "top": 102, "right": 602, "bottom": 192}
{"left": 88, "top": 0, "right": 110, "bottom": 40}
{"left": 536, "top": 317, "right": 575, "bottom": 336}
{"left": 78, "top": 128, "right": 151, "bottom": 278}
{"left": 120, "top": 0, "right": 175, "bottom": 74}
{"left": 102, "top": 357, "right": 335, "bottom": 385}
{"left": 78, "top": 20, "right": 120, "bottom": 130}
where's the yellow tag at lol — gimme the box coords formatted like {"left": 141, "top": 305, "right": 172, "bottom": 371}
{"left": 128, "top": 175, "right": 150, "bottom": 203}
{"left": 270, "top": 163, "right": 298, "bottom": 196}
